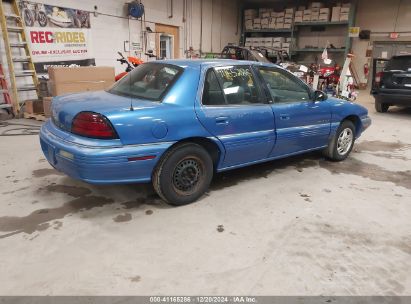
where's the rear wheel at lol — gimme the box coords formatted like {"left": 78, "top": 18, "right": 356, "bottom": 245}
{"left": 152, "top": 143, "right": 213, "bottom": 206}
{"left": 375, "top": 101, "right": 389, "bottom": 113}
{"left": 323, "top": 120, "right": 355, "bottom": 161}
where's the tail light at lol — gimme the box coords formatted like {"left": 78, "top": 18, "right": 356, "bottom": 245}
{"left": 71, "top": 112, "right": 118, "bottom": 139}
{"left": 375, "top": 71, "right": 384, "bottom": 87}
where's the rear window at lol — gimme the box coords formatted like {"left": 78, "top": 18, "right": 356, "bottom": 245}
{"left": 108, "top": 63, "right": 183, "bottom": 101}
{"left": 385, "top": 56, "right": 411, "bottom": 71}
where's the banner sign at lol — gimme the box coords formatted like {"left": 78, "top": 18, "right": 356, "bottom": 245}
{"left": 21, "top": 1, "right": 95, "bottom": 73}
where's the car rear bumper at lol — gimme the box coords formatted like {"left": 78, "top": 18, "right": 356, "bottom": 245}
{"left": 373, "top": 89, "right": 411, "bottom": 105}
{"left": 39, "top": 120, "right": 174, "bottom": 184}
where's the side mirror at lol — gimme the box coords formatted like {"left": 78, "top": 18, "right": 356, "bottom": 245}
{"left": 313, "top": 90, "right": 328, "bottom": 101}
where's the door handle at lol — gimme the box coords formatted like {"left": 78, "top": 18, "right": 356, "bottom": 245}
{"left": 215, "top": 116, "right": 229, "bottom": 125}
{"left": 280, "top": 114, "right": 290, "bottom": 120}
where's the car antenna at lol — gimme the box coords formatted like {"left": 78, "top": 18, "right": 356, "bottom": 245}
{"left": 127, "top": 26, "right": 134, "bottom": 111}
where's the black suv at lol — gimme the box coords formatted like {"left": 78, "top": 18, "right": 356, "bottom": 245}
{"left": 372, "top": 55, "right": 411, "bottom": 112}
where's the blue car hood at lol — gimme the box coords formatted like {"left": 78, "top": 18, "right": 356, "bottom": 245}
{"left": 52, "top": 90, "right": 160, "bottom": 132}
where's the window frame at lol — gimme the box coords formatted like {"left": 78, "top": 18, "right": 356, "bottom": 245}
{"left": 255, "top": 66, "right": 314, "bottom": 104}
{"left": 200, "top": 65, "right": 269, "bottom": 107}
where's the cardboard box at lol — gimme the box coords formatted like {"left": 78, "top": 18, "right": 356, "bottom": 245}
{"left": 276, "top": 17, "right": 284, "bottom": 23}
{"left": 304, "top": 9, "right": 311, "bottom": 15}
{"left": 272, "top": 41, "right": 282, "bottom": 48}
{"left": 285, "top": 8, "right": 294, "bottom": 14}
{"left": 245, "top": 20, "right": 253, "bottom": 29}
{"left": 47, "top": 66, "right": 115, "bottom": 96}
{"left": 43, "top": 97, "right": 52, "bottom": 118}
{"left": 331, "top": 6, "right": 341, "bottom": 21}
{"left": 269, "top": 19, "right": 276, "bottom": 28}
{"left": 340, "top": 7, "right": 350, "bottom": 13}
{"left": 283, "top": 23, "right": 292, "bottom": 29}
{"left": 339, "top": 13, "right": 349, "bottom": 21}
{"left": 253, "top": 18, "right": 261, "bottom": 24}
{"left": 261, "top": 12, "right": 270, "bottom": 18}
{"left": 270, "top": 12, "right": 276, "bottom": 18}
{"left": 253, "top": 23, "right": 261, "bottom": 29}
{"left": 261, "top": 17, "right": 269, "bottom": 25}
{"left": 285, "top": 12, "right": 294, "bottom": 19}
{"left": 276, "top": 11, "right": 285, "bottom": 18}
{"left": 282, "top": 42, "right": 290, "bottom": 48}
{"left": 294, "top": 16, "right": 303, "bottom": 23}
{"left": 275, "top": 23, "right": 284, "bottom": 29}
{"left": 320, "top": 8, "right": 330, "bottom": 14}
{"left": 25, "top": 100, "right": 44, "bottom": 114}
{"left": 284, "top": 18, "right": 293, "bottom": 24}
{"left": 311, "top": 8, "right": 320, "bottom": 14}
{"left": 273, "top": 37, "right": 285, "bottom": 42}
{"left": 303, "top": 14, "right": 311, "bottom": 21}
{"left": 295, "top": 10, "right": 303, "bottom": 17}
{"left": 319, "top": 13, "right": 330, "bottom": 21}
{"left": 244, "top": 42, "right": 251, "bottom": 47}
{"left": 311, "top": 14, "right": 320, "bottom": 21}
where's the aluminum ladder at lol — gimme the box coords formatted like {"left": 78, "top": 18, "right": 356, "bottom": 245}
{"left": 0, "top": 0, "right": 39, "bottom": 115}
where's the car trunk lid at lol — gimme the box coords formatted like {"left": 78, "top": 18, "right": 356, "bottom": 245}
{"left": 51, "top": 90, "right": 159, "bottom": 135}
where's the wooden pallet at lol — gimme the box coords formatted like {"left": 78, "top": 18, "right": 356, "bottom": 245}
{"left": 24, "top": 112, "right": 46, "bottom": 121}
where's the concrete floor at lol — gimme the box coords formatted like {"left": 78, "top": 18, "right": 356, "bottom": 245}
{"left": 0, "top": 93, "right": 410, "bottom": 295}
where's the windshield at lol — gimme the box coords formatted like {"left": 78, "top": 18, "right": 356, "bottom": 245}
{"left": 109, "top": 63, "right": 183, "bottom": 101}
{"left": 385, "top": 56, "right": 411, "bottom": 71}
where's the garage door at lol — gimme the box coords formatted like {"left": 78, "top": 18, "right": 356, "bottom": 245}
{"left": 373, "top": 42, "right": 411, "bottom": 59}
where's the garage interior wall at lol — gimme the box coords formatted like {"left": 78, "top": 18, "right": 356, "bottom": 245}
{"left": 0, "top": 0, "right": 240, "bottom": 74}
{"left": 350, "top": 0, "right": 411, "bottom": 84}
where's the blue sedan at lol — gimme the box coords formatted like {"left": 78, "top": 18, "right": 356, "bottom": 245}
{"left": 40, "top": 60, "right": 371, "bottom": 205}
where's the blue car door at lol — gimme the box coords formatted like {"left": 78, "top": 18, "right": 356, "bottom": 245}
{"left": 255, "top": 66, "right": 331, "bottom": 157}
{"left": 195, "top": 65, "right": 275, "bottom": 168}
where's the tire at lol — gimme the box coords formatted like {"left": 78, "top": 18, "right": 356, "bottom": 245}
{"left": 152, "top": 143, "right": 213, "bottom": 206}
{"left": 23, "top": 9, "right": 34, "bottom": 27}
{"left": 38, "top": 12, "right": 48, "bottom": 27}
{"left": 323, "top": 120, "right": 356, "bottom": 161}
{"left": 375, "top": 101, "right": 389, "bottom": 113}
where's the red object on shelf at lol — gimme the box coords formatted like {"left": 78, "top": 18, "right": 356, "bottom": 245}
{"left": 390, "top": 32, "right": 399, "bottom": 39}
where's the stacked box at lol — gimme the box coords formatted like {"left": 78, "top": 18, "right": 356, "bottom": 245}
{"left": 245, "top": 19, "right": 253, "bottom": 30}
{"left": 263, "top": 37, "right": 273, "bottom": 47}
{"left": 283, "top": 23, "right": 292, "bottom": 29}
{"left": 261, "top": 12, "right": 271, "bottom": 18}
{"left": 261, "top": 17, "right": 270, "bottom": 29}
{"left": 272, "top": 41, "right": 282, "bottom": 48}
{"left": 340, "top": 5, "right": 350, "bottom": 21}
{"left": 253, "top": 18, "right": 261, "bottom": 29}
{"left": 284, "top": 17, "right": 293, "bottom": 24}
{"left": 269, "top": 17, "right": 276, "bottom": 29}
{"left": 311, "top": 7, "right": 320, "bottom": 21}
{"left": 303, "top": 9, "right": 311, "bottom": 21}
{"left": 331, "top": 6, "right": 341, "bottom": 22}
{"left": 295, "top": 10, "right": 303, "bottom": 22}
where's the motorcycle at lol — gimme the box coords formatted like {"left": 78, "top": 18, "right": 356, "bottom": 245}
{"left": 115, "top": 52, "right": 144, "bottom": 81}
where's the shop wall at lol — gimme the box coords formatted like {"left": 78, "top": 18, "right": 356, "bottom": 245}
{"left": 1, "top": 0, "right": 240, "bottom": 74}
{"left": 352, "top": 0, "right": 411, "bottom": 84}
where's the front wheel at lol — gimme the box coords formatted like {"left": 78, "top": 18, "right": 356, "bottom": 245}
{"left": 375, "top": 101, "right": 389, "bottom": 113}
{"left": 323, "top": 120, "right": 355, "bottom": 161}
{"left": 152, "top": 143, "right": 213, "bottom": 206}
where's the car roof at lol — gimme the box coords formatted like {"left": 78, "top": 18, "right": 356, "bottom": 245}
{"left": 151, "top": 59, "right": 277, "bottom": 69}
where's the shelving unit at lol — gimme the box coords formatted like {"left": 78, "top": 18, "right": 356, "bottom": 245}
{"left": 240, "top": 0, "right": 358, "bottom": 65}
